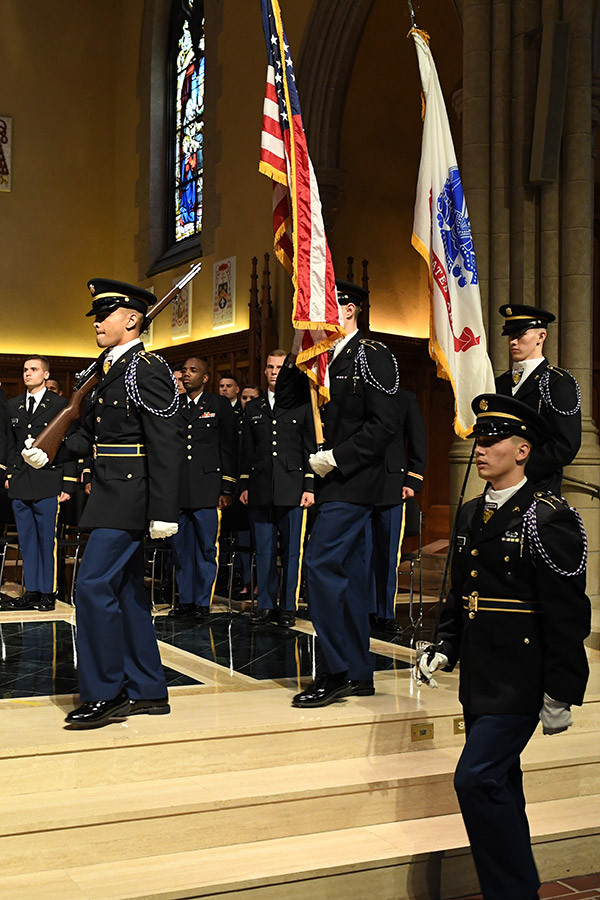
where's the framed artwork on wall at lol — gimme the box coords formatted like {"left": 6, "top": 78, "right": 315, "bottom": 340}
{"left": 172, "top": 277, "right": 192, "bottom": 339}
{"left": 0, "top": 116, "right": 12, "bottom": 192}
{"left": 213, "top": 256, "right": 235, "bottom": 329}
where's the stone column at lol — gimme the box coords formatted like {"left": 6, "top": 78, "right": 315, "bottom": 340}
{"left": 449, "top": 0, "right": 492, "bottom": 520}
{"left": 560, "top": 0, "right": 600, "bottom": 605}
{"left": 489, "top": 0, "right": 512, "bottom": 372}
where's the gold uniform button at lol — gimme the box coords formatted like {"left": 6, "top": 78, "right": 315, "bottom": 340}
{"left": 127, "top": 473, "right": 132, "bottom": 479}
{"left": 272, "top": 420, "right": 277, "bottom": 424}
{"left": 98, "top": 398, "right": 103, "bottom": 404}
{"left": 96, "top": 416, "right": 101, "bottom": 422}
{"left": 470, "top": 570, "right": 478, "bottom": 577}
{"left": 113, "top": 400, "right": 118, "bottom": 406}
{"left": 187, "top": 445, "right": 192, "bottom": 450}
{"left": 187, "top": 455, "right": 192, "bottom": 460}
{"left": 524, "top": 638, "right": 530, "bottom": 644}
{"left": 504, "top": 555, "right": 510, "bottom": 562}
{"left": 471, "top": 549, "right": 478, "bottom": 557}
{"left": 469, "top": 612, "right": 475, "bottom": 619}
{"left": 273, "top": 451, "right": 278, "bottom": 456}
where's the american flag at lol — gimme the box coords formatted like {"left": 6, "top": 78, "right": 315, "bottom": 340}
{"left": 259, "top": 0, "right": 343, "bottom": 401}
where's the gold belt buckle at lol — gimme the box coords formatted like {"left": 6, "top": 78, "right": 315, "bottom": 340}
{"left": 468, "top": 592, "right": 479, "bottom": 618}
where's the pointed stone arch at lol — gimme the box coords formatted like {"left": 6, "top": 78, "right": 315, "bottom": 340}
{"left": 296, "top": 0, "right": 375, "bottom": 229}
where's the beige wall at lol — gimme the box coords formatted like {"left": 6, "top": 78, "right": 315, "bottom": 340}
{"left": 0, "top": 0, "right": 143, "bottom": 358}
{"left": 0, "top": 0, "right": 459, "bottom": 361}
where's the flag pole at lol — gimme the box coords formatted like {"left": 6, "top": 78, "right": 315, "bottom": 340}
{"left": 309, "top": 380, "right": 325, "bottom": 448}
{"left": 407, "top": 0, "right": 418, "bottom": 29}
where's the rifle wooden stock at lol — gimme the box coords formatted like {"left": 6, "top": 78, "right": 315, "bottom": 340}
{"left": 32, "top": 262, "right": 202, "bottom": 462}
{"left": 32, "top": 378, "right": 98, "bottom": 462}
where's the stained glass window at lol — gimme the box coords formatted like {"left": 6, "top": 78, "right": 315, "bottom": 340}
{"left": 172, "top": 1, "right": 205, "bottom": 244}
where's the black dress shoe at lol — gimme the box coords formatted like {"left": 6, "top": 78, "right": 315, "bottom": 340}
{"left": 381, "top": 618, "right": 402, "bottom": 635}
{"left": 168, "top": 603, "right": 195, "bottom": 618}
{"left": 291, "top": 673, "right": 352, "bottom": 708}
{"left": 36, "top": 593, "right": 56, "bottom": 611}
{"left": 126, "top": 697, "right": 171, "bottom": 716}
{"left": 65, "top": 689, "right": 130, "bottom": 728}
{"left": 351, "top": 679, "right": 375, "bottom": 696}
{"left": 249, "top": 608, "right": 275, "bottom": 626}
{"left": 194, "top": 605, "right": 210, "bottom": 619}
{"left": 277, "top": 610, "right": 296, "bottom": 627}
{"left": 8, "top": 591, "right": 41, "bottom": 610}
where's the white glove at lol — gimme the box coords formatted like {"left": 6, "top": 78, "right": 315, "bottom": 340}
{"left": 149, "top": 521, "right": 179, "bottom": 540}
{"left": 540, "top": 693, "right": 573, "bottom": 735}
{"left": 22, "top": 437, "right": 49, "bottom": 469}
{"left": 309, "top": 449, "right": 337, "bottom": 477}
{"left": 413, "top": 645, "right": 448, "bottom": 689}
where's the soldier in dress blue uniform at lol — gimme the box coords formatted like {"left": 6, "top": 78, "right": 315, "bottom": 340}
{"left": 370, "top": 388, "right": 427, "bottom": 634}
{"left": 239, "top": 349, "right": 316, "bottom": 628}
{"left": 169, "top": 357, "right": 238, "bottom": 619}
{"left": 4, "top": 356, "right": 76, "bottom": 611}
{"left": 416, "top": 393, "right": 591, "bottom": 900}
{"left": 219, "top": 372, "right": 243, "bottom": 425}
{"left": 23, "top": 279, "right": 183, "bottom": 728}
{"left": 495, "top": 304, "right": 581, "bottom": 493}
{"left": 287, "top": 282, "right": 399, "bottom": 708}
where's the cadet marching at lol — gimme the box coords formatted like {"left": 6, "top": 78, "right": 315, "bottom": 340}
{"left": 2, "top": 277, "right": 591, "bottom": 900}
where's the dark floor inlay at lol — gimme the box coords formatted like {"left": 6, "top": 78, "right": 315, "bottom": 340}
{"left": 0, "top": 621, "right": 202, "bottom": 698}
{"left": 154, "top": 613, "right": 412, "bottom": 680}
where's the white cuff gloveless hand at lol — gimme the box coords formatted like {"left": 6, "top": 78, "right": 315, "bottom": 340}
{"left": 149, "top": 521, "right": 179, "bottom": 540}
{"left": 309, "top": 449, "right": 337, "bottom": 477}
{"left": 22, "top": 437, "right": 49, "bottom": 469}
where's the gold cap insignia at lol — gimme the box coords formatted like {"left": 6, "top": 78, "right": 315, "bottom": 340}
{"left": 479, "top": 399, "right": 488, "bottom": 411}
{"left": 89, "top": 284, "right": 96, "bottom": 295}
{"left": 505, "top": 307, "right": 512, "bottom": 316}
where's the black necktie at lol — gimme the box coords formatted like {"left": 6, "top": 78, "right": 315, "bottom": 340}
{"left": 27, "top": 396, "right": 35, "bottom": 417}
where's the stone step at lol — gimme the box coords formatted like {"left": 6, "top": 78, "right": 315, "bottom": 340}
{"left": 2, "top": 664, "right": 598, "bottom": 795}
{"left": 1, "top": 731, "right": 598, "bottom": 877}
{"left": 1, "top": 794, "right": 598, "bottom": 900}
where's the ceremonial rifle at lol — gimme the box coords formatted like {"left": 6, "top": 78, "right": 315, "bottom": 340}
{"left": 32, "top": 262, "right": 202, "bottom": 463}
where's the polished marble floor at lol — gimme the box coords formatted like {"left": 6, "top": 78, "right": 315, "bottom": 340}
{"left": 154, "top": 611, "right": 412, "bottom": 681}
{"left": 0, "top": 584, "right": 414, "bottom": 699}
{"left": 0, "top": 619, "right": 202, "bottom": 698}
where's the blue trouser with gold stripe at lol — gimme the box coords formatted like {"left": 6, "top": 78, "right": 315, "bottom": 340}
{"left": 12, "top": 496, "right": 59, "bottom": 594}
{"left": 454, "top": 711, "right": 540, "bottom": 900}
{"left": 249, "top": 505, "right": 307, "bottom": 611}
{"left": 371, "top": 503, "right": 406, "bottom": 620}
{"left": 306, "top": 502, "right": 373, "bottom": 682}
{"left": 172, "top": 508, "right": 221, "bottom": 608}
{"left": 75, "top": 528, "right": 167, "bottom": 702}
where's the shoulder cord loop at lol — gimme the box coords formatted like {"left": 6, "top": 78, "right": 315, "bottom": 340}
{"left": 353, "top": 343, "right": 400, "bottom": 395}
{"left": 125, "top": 353, "right": 179, "bottom": 418}
{"left": 539, "top": 369, "right": 581, "bottom": 416}
{"left": 523, "top": 500, "right": 587, "bottom": 577}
